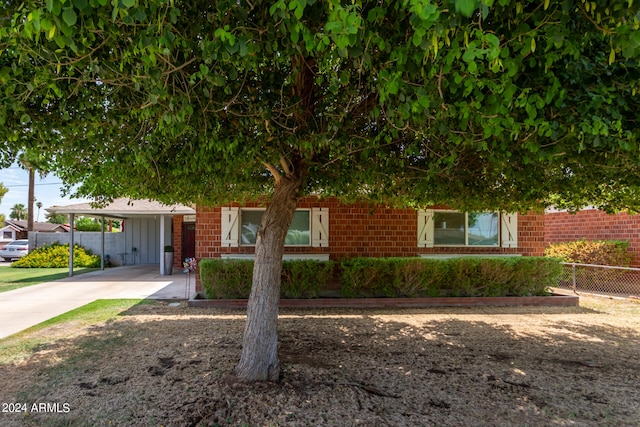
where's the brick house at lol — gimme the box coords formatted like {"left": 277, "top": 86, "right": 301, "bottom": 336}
{"left": 545, "top": 208, "right": 640, "bottom": 267}
{"left": 170, "top": 197, "right": 546, "bottom": 291}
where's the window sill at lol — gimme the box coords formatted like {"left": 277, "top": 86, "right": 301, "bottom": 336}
{"left": 419, "top": 254, "right": 522, "bottom": 259}
{"left": 220, "top": 254, "right": 330, "bottom": 261}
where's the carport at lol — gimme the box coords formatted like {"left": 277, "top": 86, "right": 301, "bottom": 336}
{"left": 46, "top": 199, "right": 195, "bottom": 277}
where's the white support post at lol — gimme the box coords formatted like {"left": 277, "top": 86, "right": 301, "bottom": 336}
{"left": 69, "top": 213, "right": 75, "bottom": 277}
{"left": 100, "top": 215, "right": 105, "bottom": 270}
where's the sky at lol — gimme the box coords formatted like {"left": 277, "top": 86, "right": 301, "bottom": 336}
{"left": 0, "top": 162, "right": 91, "bottom": 221}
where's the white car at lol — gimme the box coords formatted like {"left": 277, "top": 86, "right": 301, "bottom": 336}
{"left": 0, "top": 240, "right": 29, "bottom": 261}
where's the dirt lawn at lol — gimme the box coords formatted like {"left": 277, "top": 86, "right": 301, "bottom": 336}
{"left": 1, "top": 294, "right": 639, "bottom": 427}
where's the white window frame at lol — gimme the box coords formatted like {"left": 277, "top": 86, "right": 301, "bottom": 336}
{"left": 220, "top": 207, "right": 329, "bottom": 248}
{"left": 418, "top": 210, "right": 517, "bottom": 248}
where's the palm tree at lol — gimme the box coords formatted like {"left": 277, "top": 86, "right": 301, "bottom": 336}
{"left": 36, "top": 201, "right": 43, "bottom": 222}
{"left": 0, "top": 182, "right": 7, "bottom": 204}
{"left": 19, "top": 154, "right": 36, "bottom": 231}
{"left": 27, "top": 167, "right": 34, "bottom": 231}
{"left": 10, "top": 204, "right": 26, "bottom": 221}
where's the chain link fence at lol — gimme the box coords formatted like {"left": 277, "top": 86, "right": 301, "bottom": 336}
{"left": 558, "top": 263, "right": 640, "bottom": 298}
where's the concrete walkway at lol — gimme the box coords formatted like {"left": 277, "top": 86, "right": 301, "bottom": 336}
{"left": 0, "top": 265, "right": 192, "bottom": 339}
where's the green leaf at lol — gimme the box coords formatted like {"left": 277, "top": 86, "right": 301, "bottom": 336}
{"left": 73, "top": 0, "right": 89, "bottom": 10}
{"left": 121, "top": 0, "right": 135, "bottom": 7}
{"left": 62, "top": 7, "right": 78, "bottom": 26}
{"left": 462, "top": 48, "right": 475, "bottom": 63}
{"left": 456, "top": 0, "right": 477, "bottom": 18}
{"left": 48, "top": 0, "right": 62, "bottom": 15}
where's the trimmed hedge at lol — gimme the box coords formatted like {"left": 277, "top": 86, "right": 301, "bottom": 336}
{"left": 340, "top": 257, "right": 560, "bottom": 298}
{"left": 200, "top": 259, "right": 334, "bottom": 299}
{"left": 544, "top": 240, "right": 632, "bottom": 267}
{"left": 12, "top": 243, "right": 101, "bottom": 268}
{"left": 200, "top": 257, "right": 561, "bottom": 299}
{"left": 200, "top": 260, "right": 253, "bottom": 299}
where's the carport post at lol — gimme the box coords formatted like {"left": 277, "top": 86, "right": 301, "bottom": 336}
{"left": 100, "top": 214, "right": 105, "bottom": 270}
{"left": 69, "top": 213, "right": 75, "bottom": 277}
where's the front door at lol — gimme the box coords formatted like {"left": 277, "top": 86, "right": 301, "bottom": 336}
{"left": 182, "top": 222, "right": 196, "bottom": 260}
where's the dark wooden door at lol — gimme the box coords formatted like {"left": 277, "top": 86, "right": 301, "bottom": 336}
{"left": 182, "top": 222, "right": 196, "bottom": 260}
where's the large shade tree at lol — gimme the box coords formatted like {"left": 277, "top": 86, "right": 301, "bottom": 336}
{"left": 1, "top": 0, "right": 639, "bottom": 381}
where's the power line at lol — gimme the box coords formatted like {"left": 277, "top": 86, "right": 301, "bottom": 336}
{"left": 3, "top": 183, "right": 64, "bottom": 188}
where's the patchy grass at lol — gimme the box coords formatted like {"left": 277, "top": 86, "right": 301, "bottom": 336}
{"left": 0, "top": 299, "right": 153, "bottom": 365}
{"left": 0, "top": 267, "right": 99, "bottom": 293}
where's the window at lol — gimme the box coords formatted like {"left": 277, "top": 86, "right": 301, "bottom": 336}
{"left": 3, "top": 231, "right": 13, "bottom": 239}
{"left": 418, "top": 210, "right": 517, "bottom": 248}
{"left": 240, "top": 209, "right": 311, "bottom": 246}
{"left": 433, "top": 212, "right": 499, "bottom": 246}
{"left": 221, "top": 207, "right": 329, "bottom": 248}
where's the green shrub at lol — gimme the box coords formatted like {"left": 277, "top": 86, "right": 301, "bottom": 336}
{"left": 200, "top": 259, "right": 253, "bottom": 299}
{"left": 75, "top": 217, "right": 102, "bottom": 232}
{"left": 508, "top": 257, "right": 564, "bottom": 295}
{"left": 339, "top": 258, "right": 401, "bottom": 297}
{"left": 12, "top": 243, "right": 101, "bottom": 268}
{"left": 445, "top": 258, "right": 480, "bottom": 296}
{"left": 544, "top": 240, "right": 632, "bottom": 267}
{"left": 200, "top": 259, "right": 335, "bottom": 299}
{"left": 199, "top": 256, "right": 562, "bottom": 299}
{"left": 281, "top": 260, "right": 334, "bottom": 298}
{"left": 394, "top": 258, "right": 445, "bottom": 297}
{"left": 340, "top": 257, "right": 560, "bottom": 298}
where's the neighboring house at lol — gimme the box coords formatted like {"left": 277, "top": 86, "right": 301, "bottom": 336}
{"left": 0, "top": 220, "right": 68, "bottom": 248}
{"left": 545, "top": 208, "right": 640, "bottom": 267}
{"left": 167, "top": 196, "right": 545, "bottom": 291}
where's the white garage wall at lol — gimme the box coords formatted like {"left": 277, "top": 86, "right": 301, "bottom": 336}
{"left": 28, "top": 216, "right": 172, "bottom": 266}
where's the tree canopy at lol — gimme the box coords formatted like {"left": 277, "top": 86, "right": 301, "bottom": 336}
{"left": 1, "top": 0, "right": 639, "bottom": 381}
{"left": 1, "top": 0, "right": 638, "bottom": 212}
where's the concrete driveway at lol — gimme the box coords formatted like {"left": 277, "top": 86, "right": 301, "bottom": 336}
{"left": 0, "top": 265, "right": 192, "bottom": 339}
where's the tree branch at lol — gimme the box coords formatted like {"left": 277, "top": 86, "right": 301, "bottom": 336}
{"left": 262, "top": 161, "right": 282, "bottom": 184}
{"left": 279, "top": 155, "right": 292, "bottom": 176}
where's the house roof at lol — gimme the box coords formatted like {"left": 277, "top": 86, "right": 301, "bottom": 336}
{"left": 2, "top": 220, "right": 69, "bottom": 233}
{"left": 46, "top": 198, "right": 195, "bottom": 219}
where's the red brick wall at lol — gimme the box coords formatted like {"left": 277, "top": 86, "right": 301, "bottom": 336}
{"left": 172, "top": 215, "right": 184, "bottom": 268}
{"left": 512, "top": 213, "right": 546, "bottom": 257}
{"left": 545, "top": 209, "right": 640, "bottom": 266}
{"left": 187, "top": 197, "right": 545, "bottom": 289}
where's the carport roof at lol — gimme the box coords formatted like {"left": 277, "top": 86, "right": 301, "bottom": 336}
{"left": 46, "top": 198, "right": 195, "bottom": 218}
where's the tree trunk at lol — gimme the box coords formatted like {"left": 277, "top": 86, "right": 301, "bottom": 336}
{"left": 27, "top": 168, "right": 35, "bottom": 231}
{"left": 235, "top": 160, "right": 306, "bottom": 382}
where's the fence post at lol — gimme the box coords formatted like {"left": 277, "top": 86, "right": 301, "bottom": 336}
{"left": 571, "top": 263, "right": 577, "bottom": 293}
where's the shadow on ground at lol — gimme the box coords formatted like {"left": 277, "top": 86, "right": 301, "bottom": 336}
{"left": 1, "top": 302, "right": 638, "bottom": 426}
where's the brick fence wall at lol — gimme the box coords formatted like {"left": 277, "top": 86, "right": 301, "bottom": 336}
{"left": 544, "top": 209, "right": 640, "bottom": 266}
